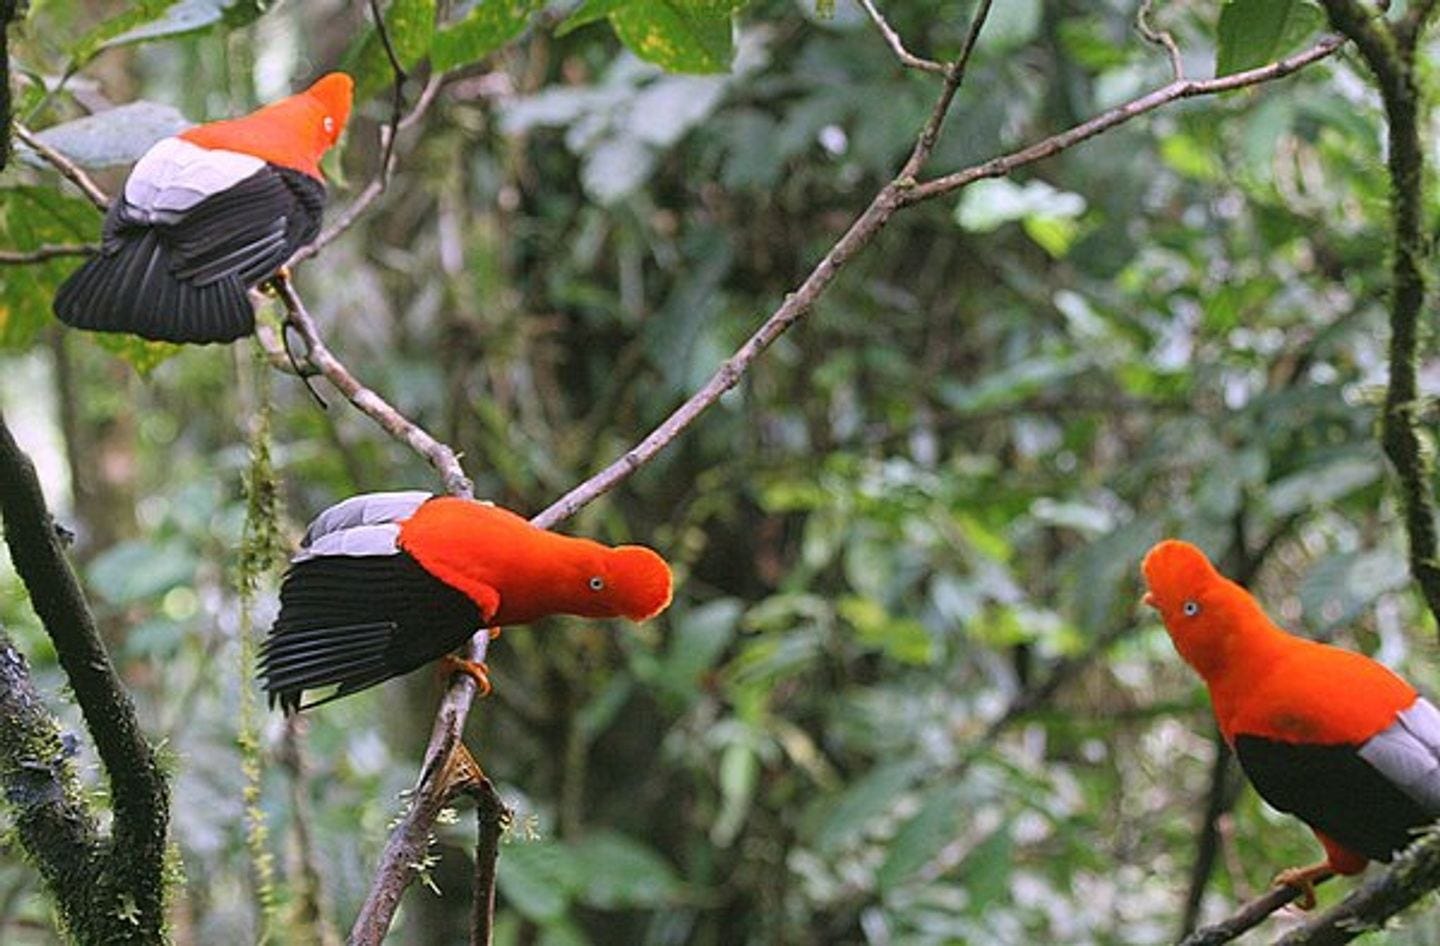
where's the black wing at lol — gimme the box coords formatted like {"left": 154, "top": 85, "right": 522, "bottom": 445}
{"left": 1234, "top": 733, "right": 1434, "bottom": 861}
{"left": 259, "top": 551, "right": 482, "bottom": 713}
{"left": 54, "top": 166, "right": 324, "bottom": 344}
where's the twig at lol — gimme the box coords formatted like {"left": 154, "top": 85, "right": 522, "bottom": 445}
{"left": 0, "top": 412, "right": 170, "bottom": 939}
{"left": 0, "top": 242, "right": 96, "bottom": 263}
{"left": 462, "top": 772, "right": 508, "bottom": 946}
{"left": 1137, "top": 0, "right": 1185, "bottom": 80}
{"left": 1271, "top": 830, "right": 1440, "bottom": 945}
{"left": 1178, "top": 737, "right": 1241, "bottom": 936}
{"left": 13, "top": 123, "right": 110, "bottom": 211}
{"left": 903, "top": 34, "right": 1344, "bottom": 205}
{"left": 270, "top": 273, "right": 474, "bottom": 498}
{"left": 856, "top": 0, "right": 948, "bottom": 74}
{"left": 349, "top": 655, "right": 492, "bottom": 945}
{"left": 1176, "top": 875, "right": 1330, "bottom": 946}
{"left": 533, "top": 29, "right": 1339, "bottom": 528}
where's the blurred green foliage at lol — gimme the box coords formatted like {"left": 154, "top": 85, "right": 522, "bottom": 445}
{"left": 1, "top": 1, "right": 1437, "bottom": 944}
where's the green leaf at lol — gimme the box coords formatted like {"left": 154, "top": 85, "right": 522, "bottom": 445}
{"left": 877, "top": 783, "right": 962, "bottom": 890}
{"left": 1266, "top": 452, "right": 1382, "bottom": 517}
{"left": 68, "top": 0, "right": 175, "bottom": 63}
{"left": 711, "top": 741, "right": 758, "bottom": 847}
{"left": 570, "top": 832, "right": 683, "bottom": 908}
{"left": 609, "top": 1, "right": 735, "bottom": 74}
{"left": 87, "top": 334, "right": 184, "bottom": 376}
{"left": 955, "top": 178, "right": 1087, "bottom": 233}
{"left": 432, "top": 0, "right": 544, "bottom": 70}
{"left": 346, "top": 0, "right": 436, "bottom": 99}
{"left": 812, "top": 761, "right": 920, "bottom": 854}
{"left": 839, "top": 596, "right": 935, "bottom": 665}
{"left": 496, "top": 841, "right": 577, "bottom": 923}
{"left": 87, "top": 540, "right": 197, "bottom": 605}
{"left": 557, "top": 0, "right": 636, "bottom": 36}
{"left": 29, "top": 101, "right": 191, "bottom": 169}
{"left": 661, "top": 598, "right": 742, "bottom": 698}
{"left": 1215, "top": 0, "right": 1324, "bottom": 77}
{"left": 0, "top": 187, "right": 97, "bottom": 349}
{"left": 101, "top": 0, "right": 269, "bottom": 49}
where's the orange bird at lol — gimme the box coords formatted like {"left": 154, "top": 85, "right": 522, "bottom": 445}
{"left": 259, "top": 492, "right": 673, "bottom": 712}
{"left": 54, "top": 72, "right": 353, "bottom": 344}
{"left": 1142, "top": 539, "right": 1440, "bottom": 906}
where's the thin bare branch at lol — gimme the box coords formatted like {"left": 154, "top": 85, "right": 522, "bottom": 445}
{"left": 349, "top": 649, "right": 492, "bottom": 945}
{"left": 13, "top": 124, "right": 109, "bottom": 211}
{"left": 1176, "top": 875, "right": 1330, "bottom": 946}
{"left": 905, "top": 34, "right": 1343, "bottom": 204}
{"left": 270, "top": 273, "right": 473, "bottom": 497}
{"left": 856, "top": 0, "right": 948, "bottom": 74}
{"left": 0, "top": 242, "right": 96, "bottom": 264}
{"left": 1137, "top": 0, "right": 1185, "bottom": 79}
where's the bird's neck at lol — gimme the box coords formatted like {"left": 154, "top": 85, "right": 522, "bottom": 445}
{"left": 180, "top": 99, "right": 328, "bottom": 178}
{"left": 1188, "top": 618, "right": 1291, "bottom": 737}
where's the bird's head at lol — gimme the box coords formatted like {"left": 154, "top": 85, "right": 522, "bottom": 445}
{"left": 304, "top": 72, "right": 354, "bottom": 149}
{"left": 580, "top": 545, "right": 673, "bottom": 622}
{"left": 1141, "top": 539, "right": 1270, "bottom": 678}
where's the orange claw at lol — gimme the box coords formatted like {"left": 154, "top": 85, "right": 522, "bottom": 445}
{"left": 1273, "top": 861, "right": 1331, "bottom": 911}
{"left": 488, "top": 626, "right": 502, "bottom": 641}
{"left": 440, "top": 654, "right": 493, "bottom": 697}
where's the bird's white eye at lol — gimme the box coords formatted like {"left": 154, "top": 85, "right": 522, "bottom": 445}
{"left": 588, "top": 576, "right": 605, "bottom": 592}
{"left": 323, "top": 116, "right": 336, "bottom": 134}
{"left": 1182, "top": 600, "right": 1200, "bottom": 616}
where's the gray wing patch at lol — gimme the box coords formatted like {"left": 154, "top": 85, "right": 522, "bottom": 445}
{"left": 300, "top": 490, "right": 433, "bottom": 550}
{"left": 123, "top": 138, "right": 266, "bottom": 224}
{"left": 294, "top": 523, "right": 403, "bottom": 562}
{"left": 1358, "top": 696, "right": 1440, "bottom": 814}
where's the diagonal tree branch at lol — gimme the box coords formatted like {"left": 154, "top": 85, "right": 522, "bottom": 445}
{"left": 534, "top": 31, "right": 1342, "bottom": 527}
{"left": 271, "top": 274, "right": 474, "bottom": 498}
{"left": 13, "top": 123, "right": 110, "bottom": 211}
{"left": 1269, "top": 829, "right": 1440, "bottom": 945}
{"left": 0, "top": 624, "right": 102, "bottom": 931}
{"left": 0, "top": 412, "right": 170, "bottom": 942}
{"left": 0, "top": 242, "right": 97, "bottom": 263}
{"left": 1176, "top": 874, "right": 1329, "bottom": 946}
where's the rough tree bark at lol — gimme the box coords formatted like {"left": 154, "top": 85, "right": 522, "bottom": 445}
{"left": 0, "top": 413, "right": 171, "bottom": 944}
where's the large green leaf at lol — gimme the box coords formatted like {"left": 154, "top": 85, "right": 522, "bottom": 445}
{"left": 1215, "top": 0, "right": 1324, "bottom": 77}
{"left": 877, "top": 783, "right": 962, "bottom": 890}
{"left": 609, "top": 2, "right": 736, "bottom": 74}
{"left": 432, "top": 0, "right": 545, "bottom": 70}
{"left": 345, "top": 0, "right": 436, "bottom": 99}
{"left": 557, "top": 0, "right": 635, "bottom": 36}
{"left": 30, "top": 101, "right": 190, "bottom": 169}
{"left": 102, "top": 0, "right": 271, "bottom": 49}
{"left": 570, "top": 832, "right": 683, "bottom": 908}
{"left": 0, "top": 187, "right": 97, "bottom": 349}
{"left": 495, "top": 841, "right": 578, "bottom": 923}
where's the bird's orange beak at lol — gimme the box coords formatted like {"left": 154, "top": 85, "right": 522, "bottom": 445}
{"left": 1141, "top": 591, "right": 1157, "bottom": 609}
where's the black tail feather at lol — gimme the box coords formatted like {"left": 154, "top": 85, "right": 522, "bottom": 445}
{"left": 260, "top": 552, "right": 482, "bottom": 713}
{"left": 53, "top": 230, "right": 255, "bottom": 344}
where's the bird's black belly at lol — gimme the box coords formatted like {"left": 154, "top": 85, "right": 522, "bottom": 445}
{"left": 1234, "top": 734, "right": 1435, "bottom": 861}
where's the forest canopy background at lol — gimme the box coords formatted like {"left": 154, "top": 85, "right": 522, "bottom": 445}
{"left": 2, "top": 1, "right": 1440, "bottom": 944}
